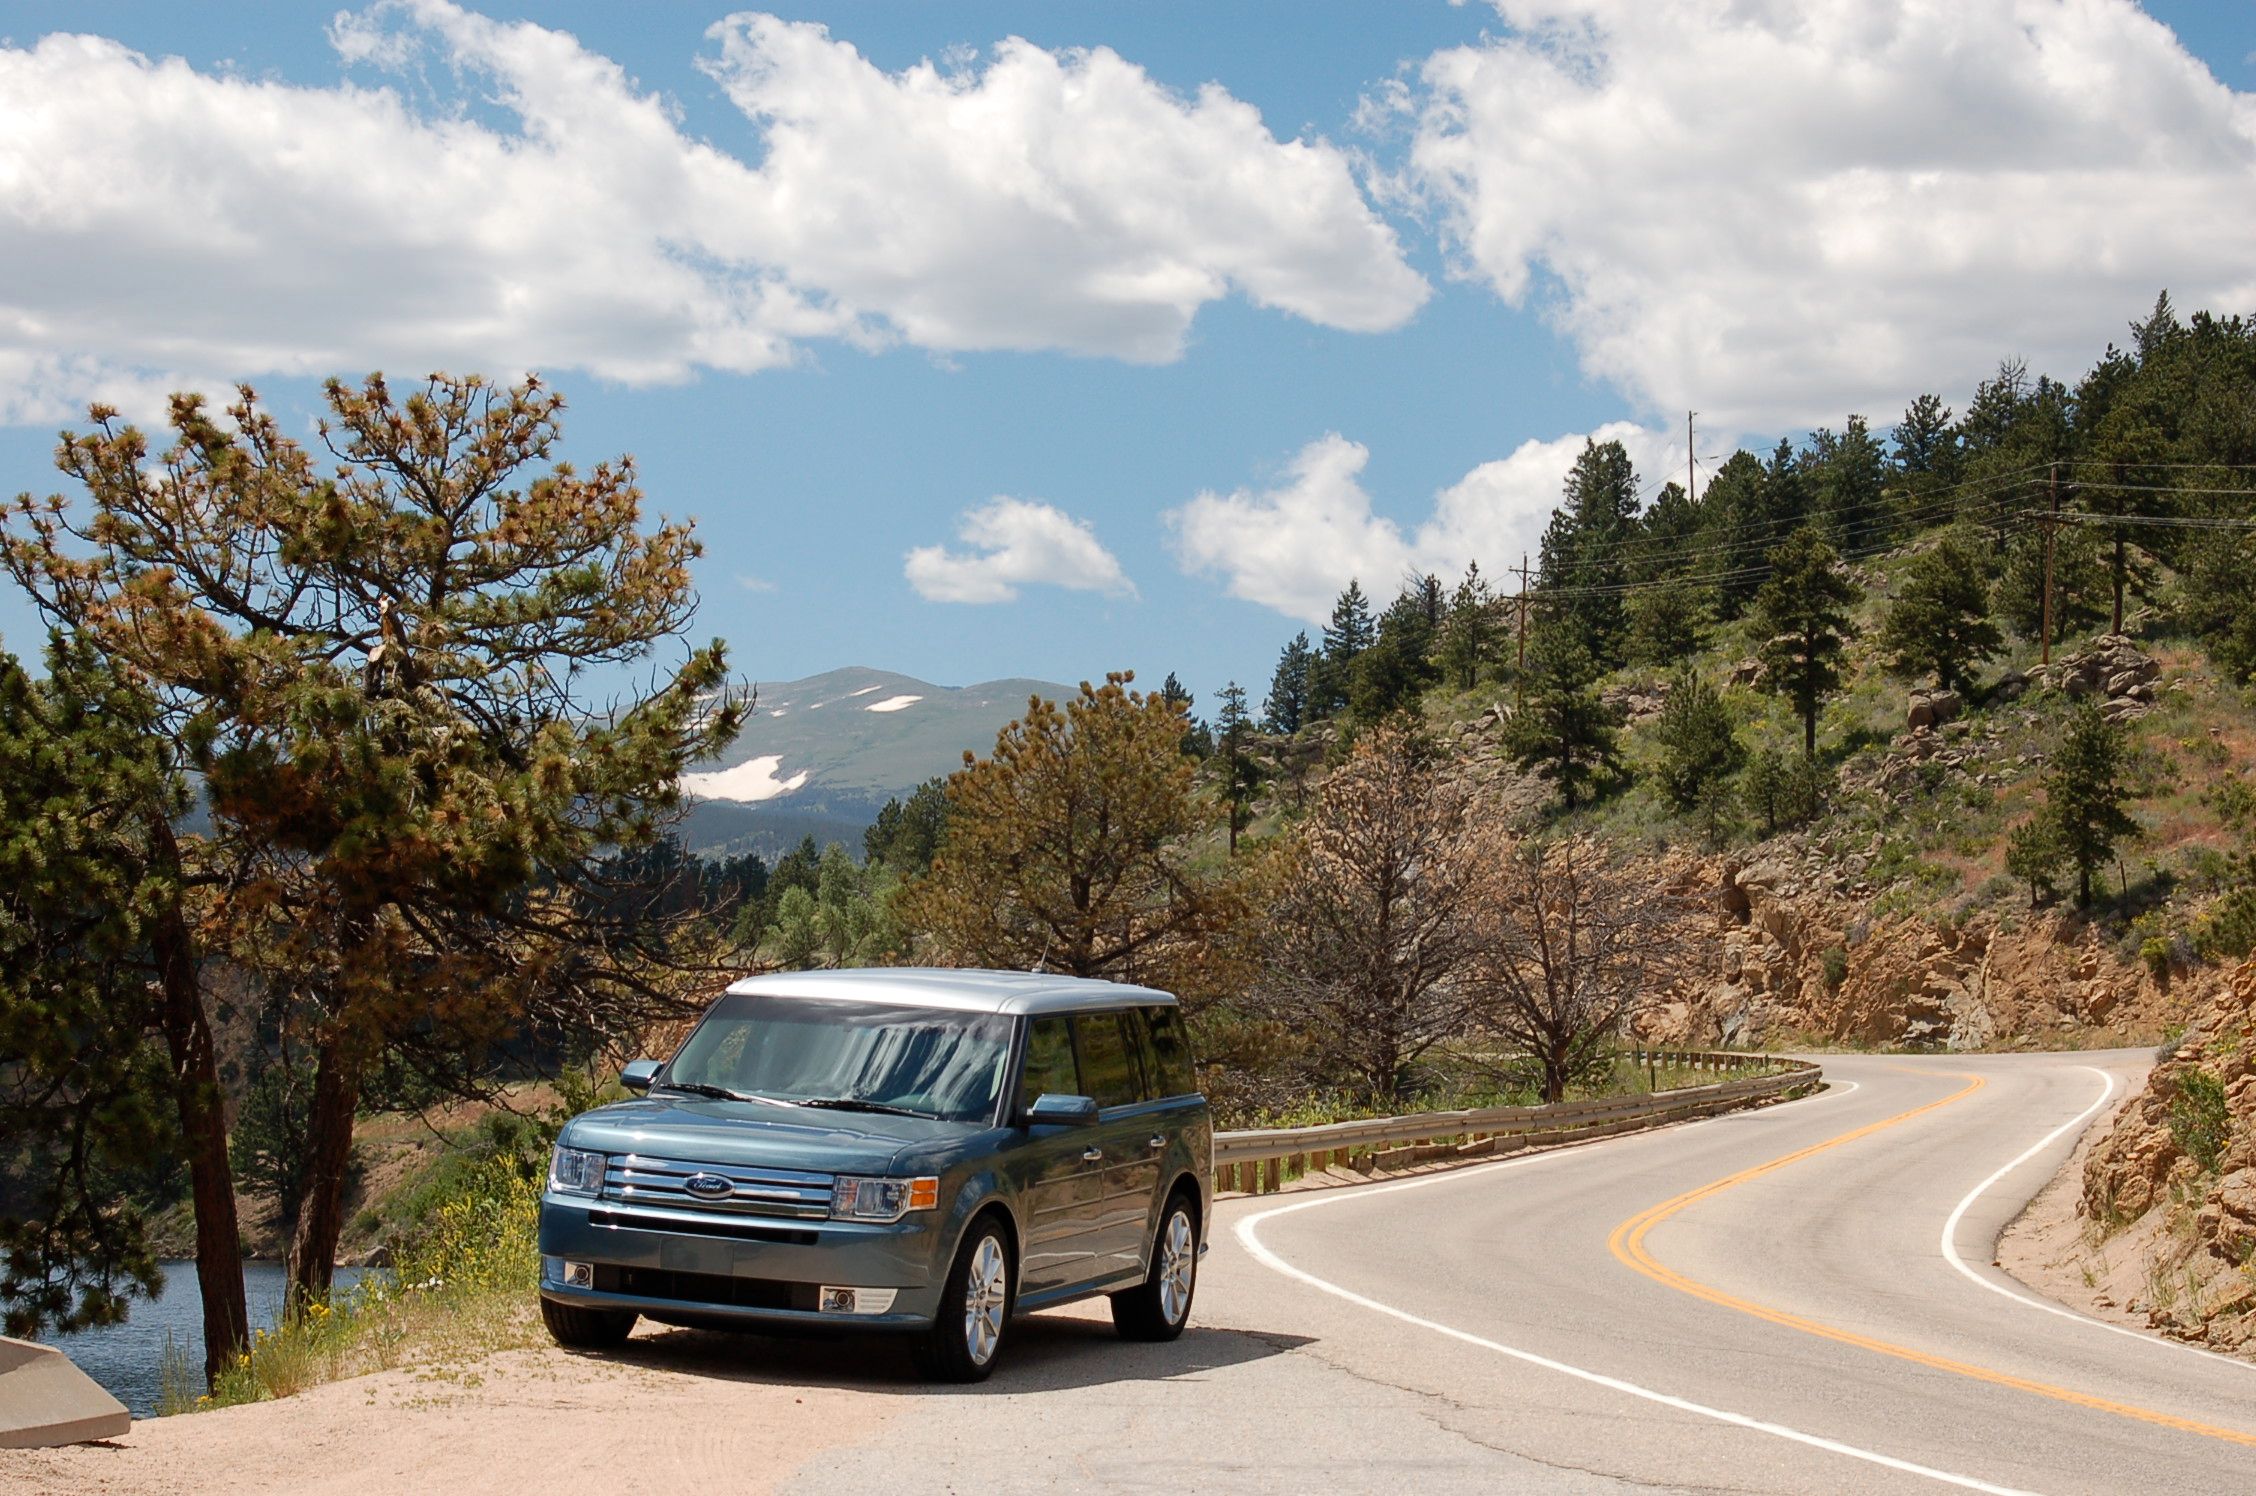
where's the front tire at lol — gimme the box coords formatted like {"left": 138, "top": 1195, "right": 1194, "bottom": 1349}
{"left": 912, "top": 1219, "right": 1013, "bottom": 1382}
{"left": 1111, "top": 1193, "right": 1197, "bottom": 1341}
{"left": 541, "top": 1296, "right": 636, "bottom": 1349}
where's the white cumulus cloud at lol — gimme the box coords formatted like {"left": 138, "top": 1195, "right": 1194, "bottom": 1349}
{"left": 905, "top": 498, "right": 1137, "bottom": 605}
{"left": 0, "top": 1, "right": 1426, "bottom": 422}
{"left": 1395, "top": 0, "right": 2256, "bottom": 430}
{"left": 1167, "top": 424, "right": 1673, "bottom": 625}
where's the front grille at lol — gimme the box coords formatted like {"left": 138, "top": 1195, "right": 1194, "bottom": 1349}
{"left": 603, "top": 1154, "right": 834, "bottom": 1219}
{"left": 586, "top": 1208, "right": 816, "bottom": 1246}
{"left": 592, "top": 1263, "right": 818, "bottom": 1312}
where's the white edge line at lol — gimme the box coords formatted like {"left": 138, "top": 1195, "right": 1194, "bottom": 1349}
{"left": 1939, "top": 1064, "right": 2256, "bottom": 1373}
{"left": 1233, "top": 1080, "right": 2038, "bottom": 1496}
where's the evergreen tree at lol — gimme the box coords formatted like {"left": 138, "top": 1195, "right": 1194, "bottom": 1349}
{"left": 1878, "top": 530, "right": 2003, "bottom": 693}
{"left": 1263, "top": 632, "right": 1313, "bottom": 734}
{"left": 1538, "top": 439, "right": 1641, "bottom": 666}
{"left": 1503, "top": 622, "right": 1623, "bottom": 809}
{"left": 1995, "top": 522, "right": 2107, "bottom": 644}
{"left": 864, "top": 778, "right": 948, "bottom": 873}
{"left": 1892, "top": 394, "right": 1959, "bottom": 487}
{"left": 1752, "top": 529, "right": 1862, "bottom": 757}
{"left": 1215, "top": 681, "right": 1261, "bottom": 855}
{"left": 1437, "top": 564, "right": 1498, "bottom": 689}
{"left": 1809, "top": 415, "right": 1889, "bottom": 550}
{"left": 1625, "top": 576, "right": 1711, "bottom": 667}
{"left": 1652, "top": 669, "right": 1743, "bottom": 812}
{"left": 1349, "top": 583, "right": 1441, "bottom": 720}
{"left": 2039, "top": 702, "right": 2140, "bottom": 907}
{"left": 1742, "top": 746, "right": 1825, "bottom": 835}
{"left": 1631, "top": 481, "right": 1702, "bottom": 584}
{"left": 1696, "top": 450, "right": 1771, "bottom": 617}
{"left": 1760, "top": 438, "right": 1811, "bottom": 539}
{"left": 0, "top": 638, "right": 224, "bottom": 1355}
{"left": 3, "top": 376, "right": 747, "bottom": 1305}
{"left": 1308, "top": 582, "right": 1376, "bottom": 720}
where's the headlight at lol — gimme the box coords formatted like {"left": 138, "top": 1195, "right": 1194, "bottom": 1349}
{"left": 830, "top": 1175, "right": 939, "bottom": 1223}
{"left": 548, "top": 1144, "right": 606, "bottom": 1196}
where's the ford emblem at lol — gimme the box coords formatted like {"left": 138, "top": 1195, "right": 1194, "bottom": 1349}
{"left": 683, "top": 1172, "right": 733, "bottom": 1201}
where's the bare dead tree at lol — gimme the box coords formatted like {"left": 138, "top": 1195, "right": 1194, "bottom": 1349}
{"left": 1248, "top": 724, "right": 1500, "bottom": 1103}
{"left": 1473, "top": 837, "right": 1692, "bottom": 1103}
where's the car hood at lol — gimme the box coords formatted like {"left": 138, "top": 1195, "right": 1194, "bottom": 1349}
{"left": 561, "top": 1096, "right": 973, "bottom": 1176}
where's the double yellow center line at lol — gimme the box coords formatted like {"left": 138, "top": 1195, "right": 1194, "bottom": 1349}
{"left": 1605, "top": 1071, "right": 2256, "bottom": 1449}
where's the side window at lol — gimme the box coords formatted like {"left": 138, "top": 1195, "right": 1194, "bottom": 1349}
{"left": 1019, "top": 1016, "right": 1079, "bottom": 1110}
{"left": 1072, "top": 1012, "right": 1143, "bottom": 1110}
{"left": 1142, "top": 1006, "right": 1196, "bottom": 1097}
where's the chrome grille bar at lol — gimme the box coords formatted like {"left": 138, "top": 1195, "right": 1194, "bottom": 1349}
{"left": 602, "top": 1154, "right": 835, "bottom": 1219}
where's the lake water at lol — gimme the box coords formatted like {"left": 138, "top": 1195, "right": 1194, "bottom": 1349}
{"left": 51, "top": 1261, "right": 367, "bottom": 1419}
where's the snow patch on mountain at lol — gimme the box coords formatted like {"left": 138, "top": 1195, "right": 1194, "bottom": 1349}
{"left": 680, "top": 754, "right": 811, "bottom": 804}
{"left": 865, "top": 694, "right": 923, "bottom": 713}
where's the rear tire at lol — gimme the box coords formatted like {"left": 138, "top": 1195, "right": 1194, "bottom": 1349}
{"left": 1111, "top": 1192, "right": 1197, "bottom": 1341}
{"left": 541, "top": 1295, "right": 636, "bottom": 1349}
{"left": 912, "top": 1218, "right": 1013, "bottom": 1383}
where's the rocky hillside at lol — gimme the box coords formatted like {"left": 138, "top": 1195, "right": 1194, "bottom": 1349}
{"left": 2076, "top": 955, "right": 2256, "bottom": 1352}
{"left": 1259, "top": 615, "right": 2256, "bottom": 1053}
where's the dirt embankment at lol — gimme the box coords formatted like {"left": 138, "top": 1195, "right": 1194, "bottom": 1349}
{"left": 2063, "top": 955, "right": 2256, "bottom": 1351}
{"left": 1624, "top": 848, "right": 2215, "bottom": 1052}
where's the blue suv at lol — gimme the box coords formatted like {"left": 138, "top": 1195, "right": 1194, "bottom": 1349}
{"left": 537, "top": 969, "right": 1212, "bottom": 1380}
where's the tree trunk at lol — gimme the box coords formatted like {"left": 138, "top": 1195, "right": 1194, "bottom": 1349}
{"left": 287, "top": 1029, "right": 366, "bottom": 1306}
{"left": 2112, "top": 529, "right": 2126, "bottom": 634}
{"left": 145, "top": 819, "right": 248, "bottom": 1387}
{"left": 1803, "top": 704, "right": 1817, "bottom": 759}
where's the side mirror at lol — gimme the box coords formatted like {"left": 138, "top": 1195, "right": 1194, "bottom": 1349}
{"left": 1025, "top": 1093, "right": 1100, "bottom": 1127}
{"left": 620, "top": 1059, "right": 661, "bottom": 1094}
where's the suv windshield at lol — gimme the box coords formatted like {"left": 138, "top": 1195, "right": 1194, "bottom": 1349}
{"left": 664, "top": 995, "right": 1013, "bottom": 1123}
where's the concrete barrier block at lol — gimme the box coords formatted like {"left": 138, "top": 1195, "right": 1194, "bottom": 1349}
{"left": 0, "top": 1336, "right": 131, "bottom": 1447}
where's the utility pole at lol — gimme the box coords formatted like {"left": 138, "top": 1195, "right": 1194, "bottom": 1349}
{"left": 1687, "top": 410, "right": 1696, "bottom": 503}
{"left": 2042, "top": 462, "right": 2058, "bottom": 667}
{"left": 1514, "top": 552, "right": 1531, "bottom": 711}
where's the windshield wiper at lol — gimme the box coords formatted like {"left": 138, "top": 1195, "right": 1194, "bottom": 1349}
{"left": 652, "top": 1081, "right": 791, "bottom": 1107}
{"left": 794, "top": 1096, "right": 937, "bottom": 1119}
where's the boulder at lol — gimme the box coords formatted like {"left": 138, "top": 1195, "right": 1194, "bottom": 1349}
{"left": 1906, "top": 689, "right": 1961, "bottom": 731}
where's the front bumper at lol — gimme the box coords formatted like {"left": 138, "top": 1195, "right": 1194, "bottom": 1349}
{"left": 537, "top": 1193, "right": 948, "bottom": 1330}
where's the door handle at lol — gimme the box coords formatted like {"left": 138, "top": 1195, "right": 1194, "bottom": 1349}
{"left": 1147, "top": 1135, "right": 1166, "bottom": 1151}
{"left": 1081, "top": 1146, "right": 1103, "bottom": 1162}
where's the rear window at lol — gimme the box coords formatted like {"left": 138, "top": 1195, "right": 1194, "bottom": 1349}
{"left": 1073, "top": 1011, "right": 1144, "bottom": 1110}
{"left": 1142, "top": 1005, "right": 1196, "bottom": 1097}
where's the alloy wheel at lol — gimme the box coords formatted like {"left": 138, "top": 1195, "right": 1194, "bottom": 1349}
{"left": 963, "top": 1234, "right": 1007, "bottom": 1365}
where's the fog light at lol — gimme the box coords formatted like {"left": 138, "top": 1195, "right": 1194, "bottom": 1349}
{"left": 564, "top": 1260, "right": 594, "bottom": 1288}
{"left": 818, "top": 1286, "right": 897, "bottom": 1315}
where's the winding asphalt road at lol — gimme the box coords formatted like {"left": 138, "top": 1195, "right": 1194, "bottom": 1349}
{"left": 792, "top": 1050, "right": 2256, "bottom": 1495}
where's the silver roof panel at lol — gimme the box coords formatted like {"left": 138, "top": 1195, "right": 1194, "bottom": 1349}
{"left": 721, "top": 967, "right": 1177, "bottom": 1016}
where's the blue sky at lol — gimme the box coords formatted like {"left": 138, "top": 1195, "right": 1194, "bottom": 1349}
{"left": 2, "top": 1, "right": 2252, "bottom": 713}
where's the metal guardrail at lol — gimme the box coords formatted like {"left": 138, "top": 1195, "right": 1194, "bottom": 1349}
{"left": 1213, "top": 1050, "right": 1821, "bottom": 1195}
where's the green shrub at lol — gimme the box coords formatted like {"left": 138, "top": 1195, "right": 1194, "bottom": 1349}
{"left": 2169, "top": 1067, "right": 2231, "bottom": 1175}
{"left": 1820, "top": 944, "right": 1850, "bottom": 991}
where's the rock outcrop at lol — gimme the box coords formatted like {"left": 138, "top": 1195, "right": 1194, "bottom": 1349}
{"left": 1631, "top": 849, "right": 2203, "bottom": 1052}
{"left": 2044, "top": 634, "right": 2160, "bottom": 722}
{"left": 2077, "top": 956, "right": 2256, "bottom": 1351}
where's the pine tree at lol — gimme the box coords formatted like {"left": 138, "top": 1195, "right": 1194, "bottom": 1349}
{"left": 1503, "top": 623, "right": 1623, "bottom": 809}
{"left": 1695, "top": 450, "right": 1772, "bottom": 616}
{"left": 1995, "top": 523, "right": 2106, "bottom": 643}
{"left": 1308, "top": 582, "right": 1376, "bottom": 720}
{"left": 1349, "top": 583, "right": 1441, "bottom": 720}
{"left": 1809, "top": 415, "right": 1889, "bottom": 550}
{"left": 1752, "top": 528, "right": 1862, "bottom": 757}
{"left": 2040, "top": 702, "right": 2140, "bottom": 907}
{"left": 2, "top": 374, "right": 743, "bottom": 1305}
{"left": 1215, "top": 681, "right": 1261, "bottom": 855}
{"left": 1437, "top": 564, "right": 1497, "bottom": 689}
{"left": 1878, "top": 530, "right": 2003, "bottom": 693}
{"left": 1625, "top": 576, "right": 1711, "bottom": 667}
{"left": 1538, "top": 440, "right": 1641, "bottom": 666}
{"left": 1652, "top": 669, "right": 1743, "bottom": 813}
{"left": 1264, "top": 632, "right": 1313, "bottom": 734}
